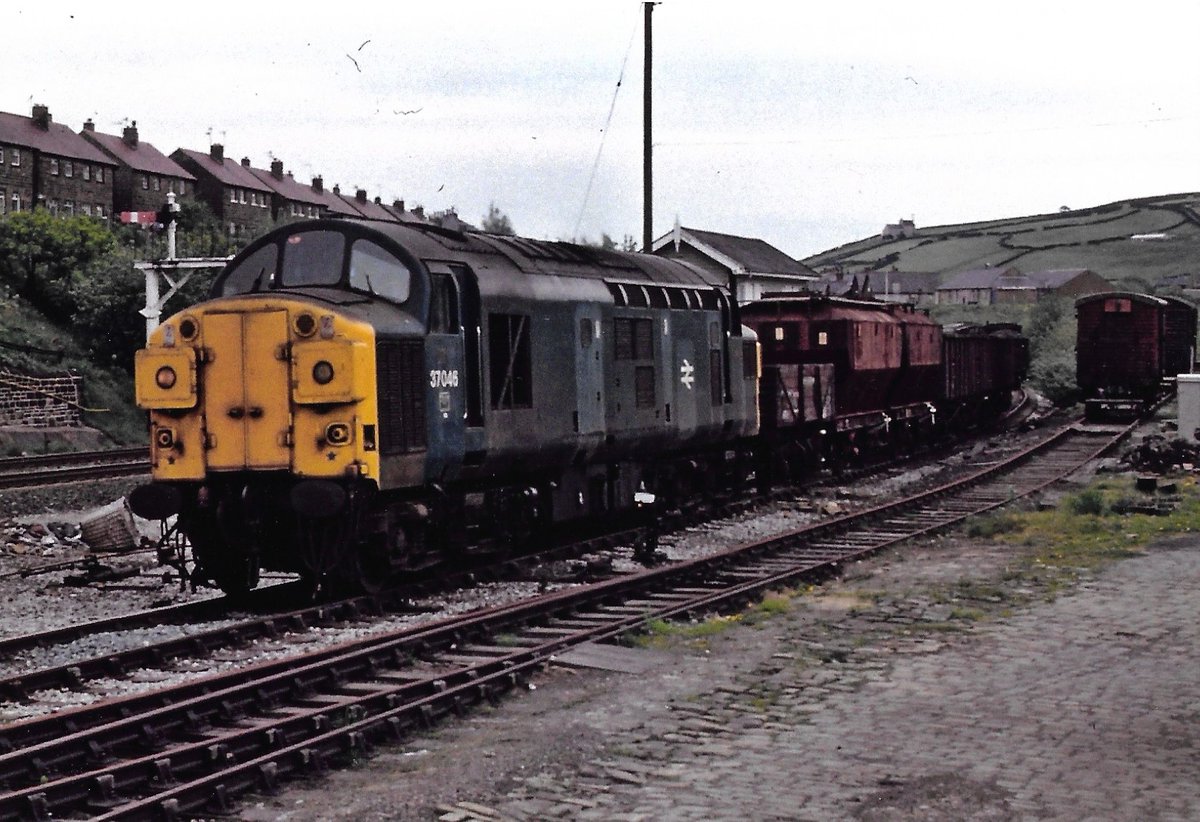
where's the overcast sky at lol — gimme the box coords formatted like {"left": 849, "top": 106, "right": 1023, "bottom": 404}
{"left": 5, "top": 1, "right": 1197, "bottom": 257}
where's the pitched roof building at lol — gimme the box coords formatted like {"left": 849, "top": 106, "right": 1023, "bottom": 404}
{"left": 170, "top": 144, "right": 274, "bottom": 238}
{"left": 0, "top": 103, "right": 116, "bottom": 219}
{"left": 936, "top": 266, "right": 1109, "bottom": 305}
{"left": 650, "top": 225, "right": 817, "bottom": 304}
{"left": 244, "top": 158, "right": 329, "bottom": 222}
{"left": 80, "top": 120, "right": 195, "bottom": 216}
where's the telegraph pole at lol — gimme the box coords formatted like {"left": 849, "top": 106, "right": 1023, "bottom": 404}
{"left": 643, "top": 1, "right": 655, "bottom": 252}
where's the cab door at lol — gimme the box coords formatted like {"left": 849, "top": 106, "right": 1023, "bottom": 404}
{"left": 203, "top": 310, "right": 292, "bottom": 470}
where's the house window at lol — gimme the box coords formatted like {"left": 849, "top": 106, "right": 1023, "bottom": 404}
{"left": 64, "top": 161, "right": 73, "bottom": 178}
{"left": 488, "top": 313, "right": 532, "bottom": 409}
{"left": 64, "top": 200, "right": 74, "bottom": 215}
{"left": 817, "top": 331, "right": 829, "bottom": 346}
{"left": 49, "top": 158, "right": 59, "bottom": 175}
{"left": 81, "top": 204, "right": 91, "bottom": 216}
{"left": 11, "top": 149, "right": 19, "bottom": 167}
{"left": 229, "top": 188, "right": 237, "bottom": 203}
{"left": 239, "top": 190, "right": 246, "bottom": 204}
{"left": 82, "top": 165, "right": 90, "bottom": 181}
{"left": 141, "top": 175, "right": 148, "bottom": 190}
{"left": 96, "top": 167, "right": 103, "bottom": 183}
{"left": 0, "top": 148, "right": 4, "bottom": 164}
{"left": 11, "top": 192, "right": 21, "bottom": 211}
{"left": 0, "top": 189, "right": 4, "bottom": 214}
{"left": 153, "top": 177, "right": 160, "bottom": 192}
{"left": 96, "top": 204, "right": 106, "bottom": 218}
{"left": 48, "top": 198, "right": 58, "bottom": 215}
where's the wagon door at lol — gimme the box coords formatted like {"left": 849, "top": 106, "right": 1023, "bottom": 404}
{"left": 202, "top": 310, "right": 292, "bottom": 471}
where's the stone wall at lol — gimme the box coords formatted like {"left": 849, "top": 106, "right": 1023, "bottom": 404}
{"left": 0, "top": 371, "right": 82, "bottom": 427}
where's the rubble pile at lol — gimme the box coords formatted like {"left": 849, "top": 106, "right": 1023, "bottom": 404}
{"left": 2, "top": 519, "right": 83, "bottom": 555}
{"left": 1119, "top": 435, "right": 1200, "bottom": 474}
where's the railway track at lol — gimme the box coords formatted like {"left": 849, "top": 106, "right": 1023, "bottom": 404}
{"left": 0, "top": 447, "right": 150, "bottom": 490}
{"left": 0, "top": 418, "right": 1137, "bottom": 820}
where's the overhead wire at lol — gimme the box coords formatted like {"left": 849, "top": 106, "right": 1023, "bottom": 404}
{"left": 573, "top": 4, "right": 642, "bottom": 240}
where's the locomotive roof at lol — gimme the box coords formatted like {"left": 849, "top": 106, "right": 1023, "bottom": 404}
{"left": 337, "top": 219, "right": 725, "bottom": 290}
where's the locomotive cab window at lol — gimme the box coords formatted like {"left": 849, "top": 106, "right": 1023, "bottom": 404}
{"left": 220, "top": 242, "right": 279, "bottom": 295}
{"left": 281, "top": 230, "right": 345, "bottom": 287}
{"left": 1104, "top": 298, "right": 1132, "bottom": 313}
{"left": 349, "top": 239, "right": 412, "bottom": 303}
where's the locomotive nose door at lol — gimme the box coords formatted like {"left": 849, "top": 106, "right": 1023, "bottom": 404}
{"left": 203, "top": 310, "right": 292, "bottom": 470}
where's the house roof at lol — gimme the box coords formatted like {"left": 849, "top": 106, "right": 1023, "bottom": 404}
{"left": 173, "top": 148, "right": 272, "bottom": 192}
{"left": 337, "top": 190, "right": 396, "bottom": 221}
{"left": 652, "top": 226, "right": 817, "bottom": 279}
{"left": 0, "top": 110, "right": 114, "bottom": 166}
{"left": 246, "top": 165, "right": 326, "bottom": 207}
{"left": 80, "top": 128, "right": 194, "bottom": 179}
{"left": 1028, "top": 268, "right": 1093, "bottom": 288}
{"left": 821, "top": 270, "right": 939, "bottom": 295}
{"left": 938, "top": 266, "right": 1019, "bottom": 290}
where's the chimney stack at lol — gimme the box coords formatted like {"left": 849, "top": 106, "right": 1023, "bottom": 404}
{"left": 355, "top": 189, "right": 367, "bottom": 203}
{"left": 123, "top": 121, "right": 139, "bottom": 148}
{"left": 241, "top": 157, "right": 251, "bottom": 168}
{"left": 31, "top": 104, "right": 51, "bottom": 130}
{"left": 393, "top": 199, "right": 405, "bottom": 212}
{"left": 210, "top": 143, "right": 224, "bottom": 163}
{"left": 312, "top": 176, "right": 324, "bottom": 193}
{"left": 270, "top": 159, "right": 284, "bottom": 179}
{"left": 82, "top": 118, "right": 95, "bottom": 132}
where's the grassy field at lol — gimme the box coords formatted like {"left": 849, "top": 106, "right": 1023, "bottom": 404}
{"left": 804, "top": 193, "right": 1200, "bottom": 287}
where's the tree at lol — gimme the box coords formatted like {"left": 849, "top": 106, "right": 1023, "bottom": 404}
{"left": 481, "top": 202, "right": 515, "bottom": 236}
{"left": 0, "top": 211, "right": 115, "bottom": 321}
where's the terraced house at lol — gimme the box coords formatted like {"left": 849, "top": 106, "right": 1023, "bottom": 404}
{"left": 80, "top": 120, "right": 195, "bottom": 216}
{"left": 170, "top": 144, "right": 274, "bottom": 238}
{"left": 0, "top": 104, "right": 116, "bottom": 219}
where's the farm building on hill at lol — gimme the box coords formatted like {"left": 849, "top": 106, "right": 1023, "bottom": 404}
{"left": 936, "top": 267, "right": 1109, "bottom": 305}
{"left": 651, "top": 224, "right": 818, "bottom": 304}
{"left": 881, "top": 218, "right": 916, "bottom": 240}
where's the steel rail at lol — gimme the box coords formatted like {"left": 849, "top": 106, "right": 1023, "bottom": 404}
{"left": 0, "top": 418, "right": 1136, "bottom": 819}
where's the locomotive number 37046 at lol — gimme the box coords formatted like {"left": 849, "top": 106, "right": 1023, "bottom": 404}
{"left": 429, "top": 369, "right": 460, "bottom": 388}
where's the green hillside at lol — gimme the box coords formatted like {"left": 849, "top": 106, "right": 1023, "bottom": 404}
{"left": 805, "top": 193, "right": 1200, "bottom": 287}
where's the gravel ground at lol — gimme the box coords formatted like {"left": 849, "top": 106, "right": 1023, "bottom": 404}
{"left": 0, "top": 412, "right": 1139, "bottom": 815}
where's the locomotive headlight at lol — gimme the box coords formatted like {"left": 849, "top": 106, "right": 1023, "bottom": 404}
{"left": 294, "top": 312, "right": 317, "bottom": 337}
{"left": 178, "top": 316, "right": 199, "bottom": 342}
{"left": 325, "top": 422, "right": 352, "bottom": 446}
{"left": 155, "top": 366, "right": 178, "bottom": 389}
{"left": 312, "top": 360, "right": 335, "bottom": 385}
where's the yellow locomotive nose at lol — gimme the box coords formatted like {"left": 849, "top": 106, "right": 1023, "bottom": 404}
{"left": 202, "top": 310, "right": 293, "bottom": 470}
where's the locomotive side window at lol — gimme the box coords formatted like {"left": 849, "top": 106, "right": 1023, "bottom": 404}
{"left": 281, "top": 230, "right": 345, "bottom": 287}
{"left": 220, "top": 242, "right": 278, "bottom": 295}
{"left": 488, "top": 313, "right": 532, "bottom": 409}
{"left": 615, "top": 318, "right": 653, "bottom": 360}
{"left": 428, "top": 273, "right": 458, "bottom": 333}
{"left": 349, "top": 239, "right": 412, "bottom": 303}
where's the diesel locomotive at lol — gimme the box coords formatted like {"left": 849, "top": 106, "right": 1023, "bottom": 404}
{"left": 131, "top": 218, "right": 1030, "bottom": 596}
{"left": 131, "top": 219, "right": 760, "bottom": 593}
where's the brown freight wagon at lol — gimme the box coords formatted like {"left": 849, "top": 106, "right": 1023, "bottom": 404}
{"left": 1075, "top": 292, "right": 1197, "bottom": 420}
{"left": 942, "top": 323, "right": 1030, "bottom": 421}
